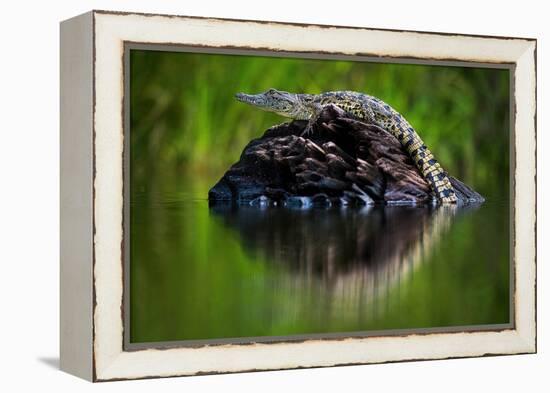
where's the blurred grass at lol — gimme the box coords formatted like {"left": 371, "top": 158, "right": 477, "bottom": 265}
{"left": 130, "top": 50, "right": 510, "bottom": 200}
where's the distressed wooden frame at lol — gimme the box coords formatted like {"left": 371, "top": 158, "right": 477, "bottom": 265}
{"left": 60, "top": 10, "right": 537, "bottom": 382}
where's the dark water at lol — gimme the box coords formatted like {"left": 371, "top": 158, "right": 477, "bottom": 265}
{"left": 130, "top": 191, "right": 510, "bottom": 344}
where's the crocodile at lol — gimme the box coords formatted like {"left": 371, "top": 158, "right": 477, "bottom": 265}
{"left": 235, "top": 89, "right": 457, "bottom": 203}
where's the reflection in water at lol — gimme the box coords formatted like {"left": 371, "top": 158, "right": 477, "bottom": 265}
{"left": 130, "top": 193, "right": 509, "bottom": 343}
{"left": 210, "top": 204, "right": 458, "bottom": 318}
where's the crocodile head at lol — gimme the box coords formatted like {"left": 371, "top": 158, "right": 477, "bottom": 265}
{"left": 235, "top": 88, "right": 310, "bottom": 120}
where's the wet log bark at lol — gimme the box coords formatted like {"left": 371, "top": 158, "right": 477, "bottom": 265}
{"left": 209, "top": 105, "right": 484, "bottom": 206}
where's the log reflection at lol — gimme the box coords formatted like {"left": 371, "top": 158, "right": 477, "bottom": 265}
{"left": 210, "top": 204, "right": 459, "bottom": 307}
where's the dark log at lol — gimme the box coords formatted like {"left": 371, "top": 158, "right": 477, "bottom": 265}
{"left": 209, "top": 105, "right": 484, "bottom": 206}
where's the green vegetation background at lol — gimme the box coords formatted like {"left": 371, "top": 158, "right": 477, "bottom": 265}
{"left": 130, "top": 49, "right": 510, "bottom": 199}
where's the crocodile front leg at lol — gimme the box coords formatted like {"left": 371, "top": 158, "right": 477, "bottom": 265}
{"left": 300, "top": 103, "right": 324, "bottom": 137}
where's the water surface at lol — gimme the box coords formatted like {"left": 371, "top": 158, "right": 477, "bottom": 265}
{"left": 129, "top": 188, "right": 510, "bottom": 344}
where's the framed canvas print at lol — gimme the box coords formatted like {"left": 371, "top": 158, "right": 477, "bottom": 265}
{"left": 60, "top": 10, "right": 537, "bottom": 381}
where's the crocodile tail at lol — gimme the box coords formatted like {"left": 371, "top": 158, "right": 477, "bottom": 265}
{"left": 395, "top": 124, "right": 458, "bottom": 203}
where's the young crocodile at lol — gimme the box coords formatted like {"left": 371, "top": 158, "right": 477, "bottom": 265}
{"left": 235, "top": 89, "right": 457, "bottom": 203}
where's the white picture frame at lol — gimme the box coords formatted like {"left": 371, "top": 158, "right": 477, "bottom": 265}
{"left": 60, "top": 10, "right": 536, "bottom": 381}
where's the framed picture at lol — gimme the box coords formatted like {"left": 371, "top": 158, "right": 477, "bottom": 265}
{"left": 60, "top": 10, "right": 537, "bottom": 381}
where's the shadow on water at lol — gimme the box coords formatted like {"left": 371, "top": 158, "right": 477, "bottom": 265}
{"left": 209, "top": 203, "right": 463, "bottom": 302}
